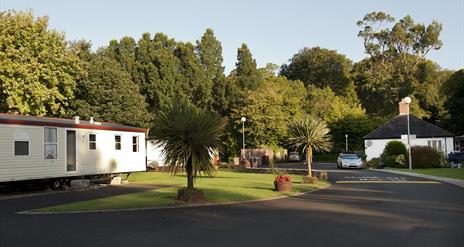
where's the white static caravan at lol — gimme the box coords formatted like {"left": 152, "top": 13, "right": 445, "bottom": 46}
{"left": 0, "top": 114, "right": 147, "bottom": 185}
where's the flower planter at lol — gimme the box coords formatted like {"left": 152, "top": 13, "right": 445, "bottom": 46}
{"left": 274, "top": 181, "right": 292, "bottom": 192}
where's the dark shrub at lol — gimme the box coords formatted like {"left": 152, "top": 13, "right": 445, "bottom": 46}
{"left": 411, "top": 146, "right": 446, "bottom": 168}
{"left": 383, "top": 141, "right": 407, "bottom": 156}
{"left": 381, "top": 141, "right": 408, "bottom": 168}
{"left": 380, "top": 154, "right": 396, "bottom": 167}
{"left": 366, "top": 158, "right": 381, "bottom": 168}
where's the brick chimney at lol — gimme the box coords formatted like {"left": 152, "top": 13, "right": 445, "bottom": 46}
{"left": 398, "top": 101, "right": 409, "bottom": 115}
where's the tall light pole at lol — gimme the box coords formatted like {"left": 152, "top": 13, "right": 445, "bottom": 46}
{"left": 345, "top": 134, "right": 348, "bottom": 152}
{"left": 241, "top": 117, "right": 246, "bottom": 157}
{"left": 402, "top": 97, "right": 412, "bottom": 170}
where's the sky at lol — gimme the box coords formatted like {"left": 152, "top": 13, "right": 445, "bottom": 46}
{"left": 1, "top": 0, "right": 463, "bottom": 73}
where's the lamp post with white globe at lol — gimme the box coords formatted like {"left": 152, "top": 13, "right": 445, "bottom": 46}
{"left": 402, "top": 97, "right": 412, "bottom": 170}
{"left": 241, "top": 117, "right": 246, "bottom": 154}
{"left": 345, "top": 134, "right": 348, "bottom": 152}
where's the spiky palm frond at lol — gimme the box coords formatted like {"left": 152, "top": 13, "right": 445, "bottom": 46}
{"left": 287, "top": 117, "right": 333, "bottom": 153}
{"left": 288, "top": 117, "right": 332, "bottom": 177}
{"left": 151, "top": 98, "right": 225, "bottom": 177}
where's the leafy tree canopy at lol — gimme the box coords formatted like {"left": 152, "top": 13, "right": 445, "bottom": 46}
{"left": 280, "top": 47, "right": 353, "bottom": 96}
{"left": 442, "top": 69, "right": 464, "bottom": 134}
{"left": 70, "top": 55, "right": 151, "bottom": 127}
{"left": 306, "top": 85, "right": 365, "bottom": 123}
{"left": 231, "top": 76, "right": 307, "bottom": 148}
{"left": 0, "top": 10, "right": 82, "bottom": 116}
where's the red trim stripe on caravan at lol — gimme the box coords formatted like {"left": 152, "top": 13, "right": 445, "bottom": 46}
{"left": 0, "top": 119, "right": 146, "bottom": 133}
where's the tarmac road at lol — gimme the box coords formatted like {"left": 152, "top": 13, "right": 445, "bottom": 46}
{"left": 1, "top": 164, "right": 463, "bottom": 247}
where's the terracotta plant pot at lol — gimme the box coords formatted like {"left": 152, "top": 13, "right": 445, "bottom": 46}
{"left": 274, "top": 181, "right": 292, "bottom": 192}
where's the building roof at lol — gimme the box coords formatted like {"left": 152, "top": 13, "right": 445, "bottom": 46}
{"left": 364, "top": 115, "right": 454, "bottom": 139}
{"left": 0, "top": 113, "right": 146, "bottom": 133}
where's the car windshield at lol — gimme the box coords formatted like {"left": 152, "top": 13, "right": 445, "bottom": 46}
{"left": 341, "top": 154, "right": 359, "bottom": 159}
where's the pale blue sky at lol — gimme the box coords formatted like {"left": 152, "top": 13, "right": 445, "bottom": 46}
{"left": 1, "top": 0, "right": 463, "bottom": 72}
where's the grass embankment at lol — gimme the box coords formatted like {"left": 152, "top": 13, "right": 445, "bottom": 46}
{"left": 393, "top": 168, "right": 464, "bottom": 180}
{"left": 35, "top": 170, "right": 329, "bottom": 212}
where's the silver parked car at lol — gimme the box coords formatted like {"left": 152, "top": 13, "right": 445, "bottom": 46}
{"left": 337, "top": 153, "right": 363, "bottom": 169}
{"left": 288, "top": 152, "right": 301, "bottom": 162}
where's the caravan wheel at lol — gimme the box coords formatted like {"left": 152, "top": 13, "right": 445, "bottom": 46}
{"left": 48, "top": 179, "right": 63, "bottom": 190}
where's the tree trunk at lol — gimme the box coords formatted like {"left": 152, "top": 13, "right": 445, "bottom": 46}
{"left": 307, "top": 146, "right": 312, "bottom": 177}
{"left": 186, "top": 157, "right": 194, "bottom": 190}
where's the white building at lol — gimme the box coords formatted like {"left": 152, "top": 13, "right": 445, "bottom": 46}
{"left": 364, "top": 102, "right": 454, "bottom": 161}
{"left": 146, "top": 140, "right": 165, "bottom": 168}
{"left": 0, "top": 114, "right": 147, "bottom": 184}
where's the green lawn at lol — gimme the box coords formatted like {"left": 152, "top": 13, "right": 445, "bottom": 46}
{"left": 393, "top": 168, "right": 464, "bottom": 180}
{"left": 34, "top": 170, "right": 329, "bottom": 212}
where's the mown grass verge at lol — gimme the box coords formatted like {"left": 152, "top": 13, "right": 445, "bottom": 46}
{"left": 392, "top": 168, "right": 464, "bottom": 180}
{"left": 34, "top": 170, "right": 329, "bottom": 212}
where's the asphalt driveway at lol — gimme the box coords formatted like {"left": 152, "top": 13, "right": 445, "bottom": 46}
{"left": 1, "top": 165, "right": 463, "bottom": 247}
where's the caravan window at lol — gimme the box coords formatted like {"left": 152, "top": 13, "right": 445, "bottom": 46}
{"left": 115, "top": 135, "right": 121, "bottom": 150}
{"left": 89, "top": 134, "right": 96, "bottom": 150}
{"left": 44, "top": 127, "right": 58, "bottom": 159}
{"left": 133, "top": 136, "right": 139, "bottom": 152}
{"left": 14, "top": 130, "right": 30, "bottom": 156}
{"left": 14, "top": 141, "right": 29, "bottom": 156}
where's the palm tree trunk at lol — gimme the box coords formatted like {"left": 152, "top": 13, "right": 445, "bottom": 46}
{"left": 307, "top": 146, "right": 312, "bottom": 177}
{"left": 186, "top": 157, "right": 194, "bottom": 190}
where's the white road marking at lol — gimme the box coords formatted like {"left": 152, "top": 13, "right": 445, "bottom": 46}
{"left": 342, "top": 176, "right": 410, "bottom": 181}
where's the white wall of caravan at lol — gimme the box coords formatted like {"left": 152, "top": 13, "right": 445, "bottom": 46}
{"left": 0, "top": 124, "right": 66, "bottom": 181}
{"left": 76, "top": 128, "right": 146, "bottom": 174}
{"left": 0, "top": 124, "right": 146, "bottom": 182}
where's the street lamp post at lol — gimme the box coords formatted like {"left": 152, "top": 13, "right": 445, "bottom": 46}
{"left": 241, "top": 117, "right": 246, "bottom": 157}
{"left": 402, "top": 97, "right": 412, "bottom": 171}
{"left": 345, "top": 134, "right": 348, "bottom": 152}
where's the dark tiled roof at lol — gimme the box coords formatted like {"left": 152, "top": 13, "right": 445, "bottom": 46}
{"left": 0, "top": 113, "right": 146, "bottom": 133}
{"left": 364, "top": 115, "right": 454, "bottom": 139}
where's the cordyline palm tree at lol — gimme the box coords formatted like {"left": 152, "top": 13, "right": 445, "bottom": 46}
{"left": 151, "top": 98, "right": 225, "bottom": 191}
{"left": 288, "top": 116, "right": 332, "bottom": 178}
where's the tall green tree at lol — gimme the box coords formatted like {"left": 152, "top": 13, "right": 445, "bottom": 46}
{"left": 306, "top": 85, "right": 365, "bottom": 123}
{"left": 354, "top": 12, "right": 444, "bottom": 116}
{"left": 196, "top": 29, "right": 226, "bottom": 113}
{"left": 151, "top": 98, "right": 225, "bottom": 193}
{"left": 442, "top": 69, "right": 464, "bottom": 135}
{"left": 280, "top": 47, "right": 354, "bottom": 97}
{"left": 288, "top": 117, "right": 332, "bottom": 178}
{"left": 0, "top": 10, "right": 82, "bottom": 116}
{"left": 357, "top": 12, "right": 442, "bottom": 74}
{"left": 134, "top": 32, "right": 160, "bottom": 112}
{"left": 235, "top": 43, "right": 262, "bottom": 91}
{"left": 175, "top": 42, "right": 211, "bottom": 109}
{"left": 71, "top": 55, "right": 151, "bottom": 127}
{"left": 231, "top": 77, "right": 306, "bottom": 148}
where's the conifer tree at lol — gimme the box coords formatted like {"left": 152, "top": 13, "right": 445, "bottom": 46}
{"left": 235, "top": 43, "right": 261, "bottom": 91}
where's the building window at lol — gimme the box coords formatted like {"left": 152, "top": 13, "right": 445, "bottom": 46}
{"left": 133, "top": 136, "right": 139, "bottom": 152}
{"left": 428, "top": 140, "right": 442, "bottom": 151}
{"left": 14, "top": 141, "right": 29, "bottom": 156}
{"left": 455, "top": 141, "right": 460, "bottom": 151}
{"left": 89, "top": 134, "right": 96, "bottom": 150}
{"left": 115, "top": 135, "right": 121, "bottom": 150}
{"left": 44, "top": 127, "right": 58, "bottom": 159}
